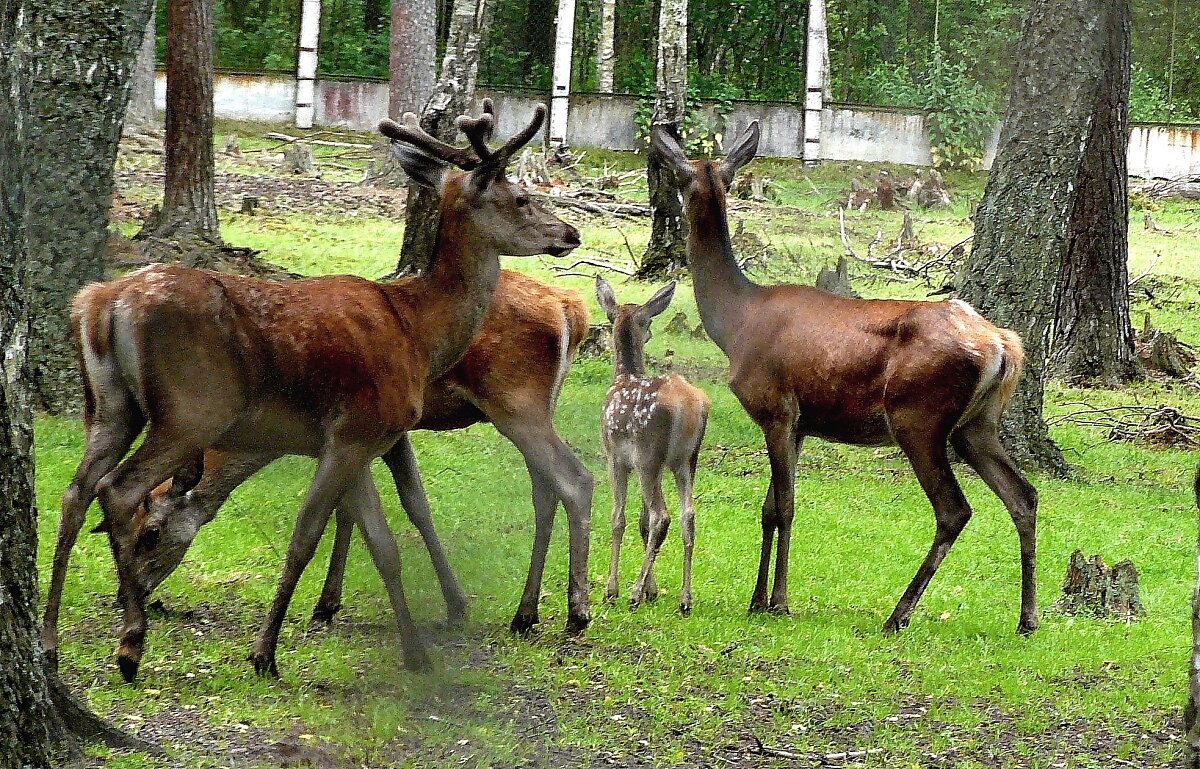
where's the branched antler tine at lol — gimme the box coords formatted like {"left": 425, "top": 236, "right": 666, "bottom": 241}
{"left": 492, "top": 104, "right": 547, "bottom": 168}
{"left": 378, "top": 114, "right": 480, "bottom": 170}
{"left": 456, "top": 113, "right": 496, "bottom": 163}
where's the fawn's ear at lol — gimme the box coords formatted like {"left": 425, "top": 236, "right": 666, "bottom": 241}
{"left": 639, "top": 282, "right": 676, "bottom": 319}
{"left": 387, "top": 141, "right": 450, "bottom": 193}
{"left": 595, "top": 276, "right": 619, "bottom": 321}
{"left": 649, "top": 125, "right": 696, "bottom": 186}
{"left": 719, "top": 121, "right": 761, "bottom": 189}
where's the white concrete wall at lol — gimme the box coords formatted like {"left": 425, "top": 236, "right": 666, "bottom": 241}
{"left": 173, "top": 72, "right": 1200, "bottom": 176}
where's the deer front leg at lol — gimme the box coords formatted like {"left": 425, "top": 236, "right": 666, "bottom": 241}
{"left": 605, "top": 461, "right": 631, "bottom": 603}
{"left": 250, "top": 446, "right": 369, "bottom": 677}
{"left": 312, "top": 507, "right": 353, "bottom": 625}
{"left": 511, "top": 466, "right": 557, "bottom": 633}
{"left": 382, "top": 435, "right": 468, "bottom": 628}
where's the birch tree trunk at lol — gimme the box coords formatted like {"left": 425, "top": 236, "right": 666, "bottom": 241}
{"left": 596, "top": 0, "right": 616, "bottom": 93}
{"left": 636, "top": 0, "right": 688, "bottom": 280}
{"left": 389, "top": 0, "right": 437, "bottom": 118}
{"left": 24, "top": 0, "right": 154, "bottom": 414}
{"left": 1049, "top": 0, "right": 1141, "bottom": 386}
{"left": 2, "top": 1, "right": 152, "bottom": 761}
{"left": 394, "top": 0, "right": 490, "bottom": 276}
{"left": 955, "top": 0, "right": 1121, "bottom": 475}
{"left": 124, "top": 3, "right": 158, "bottom": 131}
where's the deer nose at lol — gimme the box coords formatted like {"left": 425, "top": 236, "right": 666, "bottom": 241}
{"left": 562, "top": 226, "right": 581, "bottom": 247}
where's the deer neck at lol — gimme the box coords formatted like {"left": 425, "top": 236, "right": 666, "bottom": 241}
{"left": 404, "top": 209, "right": 501, "bottom": 380}
{"left": 686, "top": 173, "right": 758, "bottom": 355}
{"left": 613, "top": 322, "right": 645, "bottom": 378}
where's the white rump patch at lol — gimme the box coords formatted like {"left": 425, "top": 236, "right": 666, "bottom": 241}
{"left": 949, "top": 298, "right": 982, "bottom": 318}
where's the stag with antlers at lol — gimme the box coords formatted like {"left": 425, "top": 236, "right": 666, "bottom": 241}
{"left": 649, "top": 122, "right": 1039, "bottom": 635}
{"left": 596, "top": 278, "right": 709, "bottom": 614}
{"left": 45, "top": 103, "right": 580, "bottom": 681}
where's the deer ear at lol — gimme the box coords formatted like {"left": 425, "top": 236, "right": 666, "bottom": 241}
{"left": 649, "top": 125, "right": 695, "bottom": 185}
{"left": 640, "top": 282, "right": 676, "bottom": 319}
{"left": 390, "top": 143, "right": 450, "bottom": 192}
{"left": 720, "top": 121, "right": 761, "bottom": 189}
{"left": 595, "top": 276, "right": 619, "bottom": 321}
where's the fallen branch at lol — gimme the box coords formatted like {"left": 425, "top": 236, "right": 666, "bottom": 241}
{"left": 1047, "top": 402, "right": 1200, "bottom": 447}
{"left": 265, "top": 131, "right": 373, "bottom": 149}
{"left": 531, "top": 192, "right": 649, "bottom": 218}
{"left": 550, "top": 257, "right": 634, "bottom": 276}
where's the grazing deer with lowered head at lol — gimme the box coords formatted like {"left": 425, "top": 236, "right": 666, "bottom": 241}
{"left": 649, "top": 122, "right": 1038, "bottom": 635}
{"left": 596, "top": 278, "right": 710, "bottom": 614}
{"left": 45, "top": 103, "right": 581, "bottom": 681}
{"left": 105, "top": 269, "right": 593, "bottom": 637}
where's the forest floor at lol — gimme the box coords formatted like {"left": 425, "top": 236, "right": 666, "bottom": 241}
{"left": 42, "top": 120, "right": 1200, "bottom": 768}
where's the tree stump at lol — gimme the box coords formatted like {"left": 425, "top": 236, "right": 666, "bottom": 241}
{"left": 577, "top": 323, "right": 613, "bottom": 359}
{"left": 1048, "top": 550, "right": 1144, "bottom": 620}
{"left": 222, "top": 134, "right": 242, "bottom": 157}
{"left": 663, "top": 311, "right": 691, "bottom": 336}
{"left": 240, "top": 196, "right": 259, "bottom": 215}
{"left": 815, "top": 255, "right": 858, "bottom": 298}
{"left": 1138, "top": 313, "right": 1194, "bottom": 378}
{"left": 281, "top": 141, "right": 315, "bottom": 175}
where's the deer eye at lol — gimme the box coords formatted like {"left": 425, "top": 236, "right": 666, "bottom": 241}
{"left": 516, "top": 196, "right": 531, "bottom": 207}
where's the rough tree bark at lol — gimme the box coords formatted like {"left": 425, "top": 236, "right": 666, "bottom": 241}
{"left": 596, "top": 0, "right": 616, "bottom": 93}
{"left": 636, "top": 0, "right": 688, "bottom": 280}
{"left": 24, "top": 0, "right": 155, "bottom": 415}
{"left": 124, "top": 3, "right": 157, "bottom": 132}
{"left": 394, "top": 0, "right": 489, "bottom": 276}
{"left": 389, "top": 0, "right": 437, "bottom": 117}
{"left": 1189, "top": 464, "right": 1200, "bottom": 768}
{"left": 955, "top": 0, "right": 1121, "bottom": 476}
{"left": 2, "top": 2, "right": 152, "bottom": 762}
{"left": 1049, "top": 0, "right": 1141, "bottom": 385}
{"left": 136, "top": 0, "right": 222, "bottom": 260}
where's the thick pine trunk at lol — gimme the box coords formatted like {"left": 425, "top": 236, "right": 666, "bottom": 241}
{"left": 389, "top": 0, "right": 437, "bottom": 118}
{"left": 124, "top": 4, "right": 157, "bottom": 131}
{"left": 2, "top": 3, "right": 150, "bottom": 761}
{"left": 137, "top": 0, "right": 221, "bottom": 259}
{"left": 1049, "top": 0, "right": 1141, "bottom": 385}
{"left": 24, "top": 0, "right": 154, "bottom": 415}
{"left": 956, "top": 0, "right": 1121, "bottom": 476}
{"left": 637, "top": 0, "right": 688, "bottom": 281}
{"left": 395, "top": 0, "right": 489, "bottom": 276}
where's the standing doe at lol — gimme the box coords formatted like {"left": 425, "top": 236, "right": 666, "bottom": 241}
{"left": 597, "top": 278, "right": 710, "bottom": 614}
{"left": 649, "top": 122, "right": 1039, "bottom": 635}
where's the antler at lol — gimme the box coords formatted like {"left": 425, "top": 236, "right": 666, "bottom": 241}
{"left": 380, "top": 98, "right": 517, "bottom": 172}
{"left": 489, "top": 104, "right": 546, "bottom": 170}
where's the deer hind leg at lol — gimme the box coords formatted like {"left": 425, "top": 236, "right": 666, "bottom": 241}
{"left": 630, "top": 463, "right": 670, "bottom": 606}
{"left": 605, "top": 459, "right": 632, "bottom": 604}
{"left": 951, "top": 418, "right": 1039, "bottom": 635}
{"left": 674, "top": 455, "right": 698, "bottom": 616}
{"left": 43, "top": 403, "right": 145, "bottom": 669}
{"left": 382, "top": 435, "right": 468, "bottom": 628}
{"left": 311, "top": 506, "right": 354, "bottom": 625}
{"left": 884, "top": 417, "right": 973, "bottom": 635}
{"left": 493, "top": 415, "right": 594, "bottom": 636}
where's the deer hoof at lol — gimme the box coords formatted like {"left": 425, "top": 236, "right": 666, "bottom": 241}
{"left": 748, "top": 600, "right": 769, "bottom": 614}
{"left": 1017, "top": 616, "right": 1040, "bottom": 636}
{"left": 249, "top": 652, "right": 279, "bottom": 678}
{"left": 310, "top": 602, "right": 342, "bottom": 626}
{"left": 402, "top": 647, "right": 433, "bottom": 673}
{"left": 116, "top": 654, "right": 140, "bottom": 683}
{"left": 881, "top": 616, "right": 908, "bottom": 636}
{"left": 445, "top": 601, "right": 468, "bottom": 630}
{"left": 679, "top": 602, "right": 692, "bottom": 617}
{"left": 510, "top": 612, "right": 538, "bottom": 635}
{"left": 767, "top": 602, "right": 790, "bottom": 616}
{"left": 564, "top": 612, "right": 590, "bottom": 636}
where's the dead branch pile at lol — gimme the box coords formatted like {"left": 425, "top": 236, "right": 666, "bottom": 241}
{"left": 1047, "top": 402, "right": 1200, "bottom": 447}
{"left": 838, "top": 207, "right": 970, "bottom": 288}
{"left": 1136, "top": 175, "right": 1200, "bottom": 200}
{"left": 844, "top": 169, "right": 952, "bottom": 210}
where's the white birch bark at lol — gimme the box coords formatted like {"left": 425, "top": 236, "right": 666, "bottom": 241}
{"left": 295, "top": 0, "right": 321, "bottom": 128}
{"left": 596, "top": 0, "right": 616, "bottom": 94}
{"left": 804, "top": 0, "right": 828, "bottom": 163}
{"left": 654, "top": 0, "right": 687, "bottom": 128}
{"left": 549, "top": 0, "right": 576, "bottom": 145}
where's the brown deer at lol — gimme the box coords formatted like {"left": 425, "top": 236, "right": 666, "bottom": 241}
{"left": 106, "top": 269, "right": 592, "bottom": 637}
{"left": 45, "top": 103, "right": 581, "bottom": 682}
{"left": 648, "top": 122, "right": 1039, "bottom": 635}
{"left": 596, "top": 278, "right": 709, "bottom": 614}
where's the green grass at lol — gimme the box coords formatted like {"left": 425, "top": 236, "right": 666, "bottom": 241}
{"left": 42, "top": 136, "right": 1200, "bottom": 766}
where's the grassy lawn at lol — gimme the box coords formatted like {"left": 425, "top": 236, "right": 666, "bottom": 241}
{"left": 42, "top": 127, "right": 1200, "bottom": 767}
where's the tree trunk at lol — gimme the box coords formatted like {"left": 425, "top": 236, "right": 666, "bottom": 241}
{"left": 1049, "top": 0, "right": 1141, "bottom": 386}
{"left": 389, "top": 0, "right": 438, "bottom": 118}
{"left": 2, "top": 2, "right": 153, "bottom": 762}
{"left": 636, "top": 0, "right": 688, "bottom": 281}
{"left": 136, "top": 0, "right": 222, "bottom": 259}
{"left": 24, "top": 0, "right": 155, "bottom": 415}
{"left": 394, "top": 0, "right": 489, "bottom": 276}
{"left": 596, "top": 0, "right": 616, "bottom": 93}
{"left": 124, "top": 3, "right": 158, "bottom": 132}
{"left": 955, "top": 0, "right": 1120, "bottom": 476}
{"left": 1189, "top": 464, "right": 1200, "bottom": 769}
